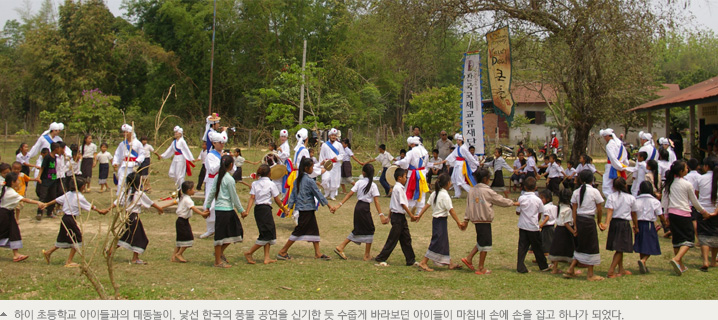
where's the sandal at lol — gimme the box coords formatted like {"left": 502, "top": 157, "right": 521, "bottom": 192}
{"left": 131, "top": 259, "right": 147, "bottom": 265}
{"left": 562, "top": 272, "right": 578, "bottom": 279}
{"left": 13, "top": 254, "right": 29, "bottom": 262}
{"left": 587, "top": 275, "right": 605, "bottom": 281}
{"left": 374, "top": 262, "right": 389, "bottom": 267}
{"left": 213, "top": 262, "right": 231, "bottom": 268}
{"left": 670, "top": 260, "right": 682, "bottom": 276}
{"left": 64, "top": 263, "right": 80, "bottom": 268}
{"left": 317, "top": 254, "right": 331, "bottom": 261}
{"left": 461, "top": 257, "right": 475, "bottom": 271}
{"left": 333, "top": 248, "right": 347, "bottom": 260}
{"left": 276, "top": 253, "right": 292, "bottom": 260}
{"left": 475, "top": 269, "right": 491, "bottom": 275}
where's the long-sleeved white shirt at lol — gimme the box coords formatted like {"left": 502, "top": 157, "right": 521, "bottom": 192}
{"left": 160, "top": 137, "right": 195, "bottom": 162}
{"left": 112, "top": 139, "right": 146, "bottom": 168}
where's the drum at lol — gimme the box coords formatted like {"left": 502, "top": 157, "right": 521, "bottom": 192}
{"left": 262, "top": 153, "right": 281, "bottom": 167}
{"left": 385, "top": 165, "right": 399, "bottom": 187}
{"left": 323, "top": 160, "right": 334, "bottom": 172}
{"left": 270, "top": 165, "right": 288, "bottom": 180}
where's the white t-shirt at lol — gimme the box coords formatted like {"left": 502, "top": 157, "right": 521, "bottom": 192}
{"left": 685, "top": 171, "right": 702, "bottom": 192}
{"left": 343, "top": 147, "right": 354, "bottom": 162}
{"left": 605, "top": 192, "right": 636, "bottom": 220}
{"left": 234, "top": 155, "right": 246, "bottom": 167}
{"left": 575, "top": 163, "right": 597, "bottom": 173}
{"left": 96, "top": 151, "right": 112, "bottom": 164}
{"left": 516, "top": 192, "right": 544, "bottom": 231}
{"left": 426, "top": 189, "right": 453, "bottom": 218}
{"left": 375, "top": 151, "right": 393, "bottom": 168}
{"left": 143, "top": 144, "right": 155, "bottom": 158}
{"left": 698, "top": 171, "right": 717, "bottom": 213}
{"left": 390, "top": 182, "right": 409, "bottom": 214}
{"left": 115, "top": 191, "right": 154, "bottom": 214}
{"left": 565, "top": 167, "right": 577, "bottom": 178}
{"left": 546, "top": 162, "right": 564, "bottom": 178}
{"left": 571, "top": 185, "right": 604, "bottom": 216}
{"left": 250, "top": 177, "right": 280, "bottom": 205}
{"left": 524, "top": 157, "right": 537, "bottom": 173}
{"left": 513, "top": 159, "right": 523, "bottom": 171}
{"left": 556, "top": 204, "right": 573, "bottom": 226}
{"left": 176, "top": 195, "right": 195, "bottom": 219}
{"left": 16, "top": 152, "right": 31, "bottom": 166}
{"left": 0, "top": 188, "right": 23, "bottom": 210}
{"left": 542, "top": 202, "right": 558, "bottom": 226}
{"left": 351, "top": 178, "right": 380, "bottom": 203}
{"left": 81, "top": 143, "right": 97, "bottom": 158}
{"left": 634, "top": 194, "right": 663, "bottom": 221}
{"left": 55, "top": 191, "right": 92, "bottom": 216}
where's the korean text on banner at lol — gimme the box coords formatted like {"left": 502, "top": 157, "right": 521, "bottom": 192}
{"left": 461, "top": 52, "right": 484, "bottom": 155}
{"left": 487, "top": 26, "right": 515, "bottom": 118}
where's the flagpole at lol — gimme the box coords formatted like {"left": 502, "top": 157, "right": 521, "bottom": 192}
{"left": 208, "top": 0, "right": 217, "bottom": 115}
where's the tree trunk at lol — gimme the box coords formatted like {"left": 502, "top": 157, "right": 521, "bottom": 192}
{"left": 570, "top": 121, "right": 593, "bottom": 164}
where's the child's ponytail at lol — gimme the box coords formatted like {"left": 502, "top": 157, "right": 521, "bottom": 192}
{"left": 434, "top": 174, "right": 451, "bottom": 205}
{"left": 577, "top": 170, "right": 594, "bottom": 206}
{"left": 362, "top": 163, "right": 375, "bottom": 195}
{"left": 1, "top": 172, "right": 19, "bottom": 203}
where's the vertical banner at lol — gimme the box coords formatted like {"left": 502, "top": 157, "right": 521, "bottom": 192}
{"left": 461, "top": 52, "right": 484, "bottom": 155}
{"left": 486, "top": 26, "right": 515, "bottom": 120}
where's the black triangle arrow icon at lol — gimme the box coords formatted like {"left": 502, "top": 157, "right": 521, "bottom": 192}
{"left": 0, "top": 312, "right": 7, "bottom": 316}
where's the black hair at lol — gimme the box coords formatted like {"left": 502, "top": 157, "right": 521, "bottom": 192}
{"left": 294, "top": 157, "right": 314, "bottom": 190}
{"left": 687, "top": 158, "right": 699, "bottom": 171}
{"left": 125, "top": 172, "right": 142, "bottom": 203}
{"left": 413, "top": 125, "right": 421, "bottom": 131}
{"left": 539, "top": 189, "right": 553, "bottom": 203}
{"left": 473, "top": 168, "right": 491, "bottom": 184}
{"left": 269, "top": 142, "right": 277, "bottom": 150}
{"left": 1, "top": 172, "right": 19, "bottom": 203}
{"left": 214, "top": 155, "right": 235, "bottom": 200}
{"left": 70, "top": 144, "right": 79, "bottom": 157}
{"left": 523, "top": 177, "right": 537, "bottom": 191}
{"left": 81, "top": 135, "right": 91, "bottom": 155}
{"left": 527, "top": 148, "right": 535, "bottom": 157}
{"left": 578, "top": 169, "right": 595, "bottom": 206}
{"left": 11, "top": 161, "right": 22, "bottom": 169}
{"left": 179, "top": 181, "right": 195, "bottom": 198}
{"left": 100, "top": 143, "right": 108, "bottom": 149}
{"left": 558, "top": 188, "right": 572, "bottom": 205}
{"left": 434, "top": 173, "right": 451, "bottom": 204}
{"left": 549, "top": 154, "right": 557, "bottom": 161}
{"left": 379, "top": 144, "right": 386, "bottom": 151}
{"left": 15, "top": 142, "right": 27, "bottom": 155}
{"left": 637, "top": 151, "right": 648, "bottom": 161}
{"left": 342, "top": 138, "right": 351, "bottom": 149}
{"left": 638, "top": 180, "right": 655, "bottom": 197}
{"left": 580, "top": 154, "right": 592, "bottom": 164}
{"left": 556, "top": 159, "right": 562, "bottom": 165}
{"left": 645, "top": 159, "right": 659, "bottom": 188}
{"left": 394, "top": 168, "right": 407, "bottom": 181}
{"left": 361, "top": 163, "right": 375, "bottom": 195}
{"left": 40, "top": 148, "right": 50, "bottom": 155}
{"left": 663, "top": 160, "right": 686, "bottom": 197}
{"left": 257, "top": 164, "right": 271, "bottom": 177}
{"left": 140, "top": 136, "right": 149, "bottom": 142}
{"left": 612, "top": 177, "right": 629, "bottom": 194}
{"left": 57, "top": 141, "right": 66, "bottom": 149}
{"left": 432, "top": 149, "right": 439, "bottom": 154}
{"left": 658, "top": 147, "right": 669, "bottom": 161}
{"left": 67, "top": 176, "right": 88, "bottom": 193}
{"left": 469, "top": 146, "right": 475, "bottom": 151}
{"left": 308, "top": 148, "right": 314, "bottom": 154}
{"left": 0, "top": 163, "right": 10, "bottom": 173}
{"left": 399, "top": 149, "right": 406, "bottom": 155}
{"left": 705, "top": 157, "right": 718, "bottom": 204}
{"left": 234, "top": 148, "right": 242, "bottom": 156}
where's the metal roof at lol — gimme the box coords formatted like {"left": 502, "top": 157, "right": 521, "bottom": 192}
{"left": 629, "top": 77, "right": 718, "bottom": 112}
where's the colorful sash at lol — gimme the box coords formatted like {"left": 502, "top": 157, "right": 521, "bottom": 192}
{"left": 173, "top": 140, "right": 194, "bottom": 176}
{"left": 457, "top": 147, "right": 477, "bottom": 186}
{"left": 325, "top": 141, "right": 340, "bottom": 156}
{"left": 206, "top": 150, "right": 221, "bottom": 179}
{"left": 43, "top": 134, "right": 54, "bottom": 145}
{"left": 405, "top": 158, "right": 429, "bottom": 200}
{"left": 608, "top": 145, "right": 628, "bottom": 180}
{"left": 124, "top": 140, "right": 138, "bottom": 162}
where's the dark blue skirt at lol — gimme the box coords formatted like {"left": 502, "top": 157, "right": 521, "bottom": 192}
{"left": 633, "top": 220, "right": 661, "bottom": 256}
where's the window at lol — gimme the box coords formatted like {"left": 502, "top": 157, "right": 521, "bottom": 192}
{"left": 525, "top": 111, "right": 546, "bottom": 125}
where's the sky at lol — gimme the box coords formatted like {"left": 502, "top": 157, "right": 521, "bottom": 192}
{"left": 0, "top": 0, "right": 717, "bottom": 34}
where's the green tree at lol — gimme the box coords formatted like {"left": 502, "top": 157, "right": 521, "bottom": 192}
{"left": 404, "top": 86, "right": 461, "bottom": 146}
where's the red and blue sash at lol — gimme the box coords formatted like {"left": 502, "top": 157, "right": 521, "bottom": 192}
{"left": 405, "top": 157, "right": 429, "bottom": 200}
{"left": 608, "top": 145, "right": 627, "bottom": 180}
{"left": 43, "top": 134, "right": 54, "bottom": 145}
{"left": 174, "top": 140, "right": 194, "bottom": 176}
{"left": 457, "top": 147, "right": 477, "bottom": 186}
{"left": 207, "top": 150, "right": 221, "bottom": 178}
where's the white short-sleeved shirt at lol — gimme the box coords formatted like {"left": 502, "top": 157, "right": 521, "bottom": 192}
{"left": 513, "top": 159, "right": 523, "bottom": 170}
{"left": 547, "top": 162, "right": 564, "bottom": 178}
{"left": 96, "top": 151, "right": 112, "bottom": 164}
{"left": 0, "top": 188, "right": 23, "bottom": 210}
{"left": 542, "top": 203, "right": 558, "bottom": 226}
{"left": 351, "top": 178, "right": 380, "bottom": 203}
{"left": 524, "top": 157, "right": 537, "bottom": 172}
{"left": 16, "top": 152, "right": 31, "bottom": 166}
{"left": 55, "top": 191, "right": 92, "bottom": 216}
{"left": 564, "top": 167, "right": 577, "bottom": 178}
{"left": 375, "top": 151, "right": 393, "bottom": 168}
{"left": 685, "top": 171, "right": 702, "bottom": 192}
{"left": 82, "top": 143, "right": 97, "bottom": 158}
{"left": 143, "top": 144, "right": 155, "bottom": 158}
{"left": 115, "top": 191, "right": 154, "bottom": 214}
{"left": 250, "top": 177, "right": 280, "bottom": 205}
{"left": 605, "top": 192, "right": 636, "bottom": 220}
{"left": 697, "top": 172, "right": 717, "bottom": 213}
{"left": 575, "top": 163, "right": 597, "bottom": 173}
{"left": 390, "top": 182, "right": 409, "bottom": 214}
{"left": 176, "top": 195, "right": 195, "bottom": 219}
{"left": 516, "top": 192, "right": 544, "bottom": 231}
{"left": 426, "top": 189, "right": 453, "bottom": 218}
{"left": 634, "top": 194, "right": 663, "bottom": 221}
{"left": 343, "top": 147, "right": 354, "bottom": 162}
{"left": 556, "top": 204, "right": 573, "bottom": 226}
{"left": 571, "top": 185, "right": 604, "bottom": 216}
{"left": 234, "top": 155, "right": 245, "bottom": 167}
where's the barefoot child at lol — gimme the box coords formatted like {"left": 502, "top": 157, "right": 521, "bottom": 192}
{"left": 334, "top": 163, "right": 387, "bottom": 261}
{"left": 0, "top": 172, "right": 45, "bottom": 262}
{"left": 277, "top": 158, "right": 337, "bottom": 261}
{"left": 243, "top": 164, "right": 288, "bottom": 265}
{"left": 108, "top": 172, "right": 168, "bottom": 265}
{"left": 172, "top": 181, "right": 209, "bottom": 263}
{"left": 414, "top": 174, "right": 466, "bottom": 271}
{"left": 515, "top": 177, "right": 550, "bottom": 273}
{"left": 42, "top": 177, "right": 108, "bottom": 267}
{"left": 206, "top": 155, "right": 246, "bottom": 268}
{"left": 633, "top": 181, "right": 665, "bottom": 273}
{"left": 374, "top": 168, "right": 417, "bottom": 266}
{"left": 539, "top": 189, "right": 557, "bottom": 257}
{"left": 548, "top": 188, "right": 578, "bottom": 274}
{"left": 564, "top": 170, "right": 605, "bottom": 281}
{"left": 461, "top": 168, "right": 517, "bottom": 275}
{"left": 603, "top": 177, "right": 638, "bottom": 278}
{"left": 95, "top": 143, "right": 112, "bottom": 193}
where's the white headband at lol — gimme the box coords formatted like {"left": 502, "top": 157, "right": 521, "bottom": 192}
{"left": 121, "top": 124, "right": 133, "bottom": 133}
{"left": 209, "top": 131, "right": 227, "bottom": 143}
{"left": 329, "top": 128, "right": 338, "bottom": 136}
{"left": 279, "top": 129, "right": 288, "bottom": 137}
{"left": 174, "top": 126, "right": 183, "bottom": 134}
{"left": 49, "top": 122, "right": 60, "bottom": 131}
{"left": 295, "top": 128, "right": 308, "bottom": 141}
{"left": 454, "top": 133, "right": 463, "bottom": 141}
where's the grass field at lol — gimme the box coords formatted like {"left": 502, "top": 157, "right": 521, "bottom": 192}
{"left": 0, "top": 142, "right": 716, "bottom": 300}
